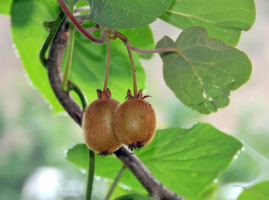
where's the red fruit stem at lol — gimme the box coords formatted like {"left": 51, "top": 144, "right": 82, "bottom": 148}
{"left": 56, "top": 0, "right": 106, "bottom": 43}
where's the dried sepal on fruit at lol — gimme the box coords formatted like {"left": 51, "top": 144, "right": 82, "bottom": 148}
{"left": 114, "top": 89, "right": 156, "bottom": 151}
{"left": 82, "top": 88, "right": 121, "bottom": 157}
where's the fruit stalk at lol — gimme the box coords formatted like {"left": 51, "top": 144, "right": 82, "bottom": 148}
{"left": 103, "top": 31, "right": 111, "bottom": 91}
{"left": 104, "top": 165, "right": 126, "bottom": 200}
{"left": 114, "top": 32, "right": 138, "bottom": 98}
{"left": 126, "top": 41, "right": 138, "bottom": 98}
{"left": 47, "top": 21, "right": 184, "bottom": 200}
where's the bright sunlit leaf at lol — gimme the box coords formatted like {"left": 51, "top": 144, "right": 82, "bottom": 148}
{"left": 11, "top": 0, "right": 152, "bottom": 112}
{"left": 66, "top": 123, "right": 242, "bottom": 200}
{"left": 0, "top": 0, "right": 13, "bottom": 15}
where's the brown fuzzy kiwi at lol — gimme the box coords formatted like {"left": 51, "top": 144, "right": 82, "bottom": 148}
{"left": 114, "top": 89, "right": 156, "bottom": 151}
{"left": 82, "top": 88, "right": 121, "bottom": 157}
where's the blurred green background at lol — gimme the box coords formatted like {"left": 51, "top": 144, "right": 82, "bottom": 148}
{"left": 0, "top": 0, "right": 269, "bottom": 199}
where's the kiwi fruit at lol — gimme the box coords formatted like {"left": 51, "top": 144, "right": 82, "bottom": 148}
{"left": 114, "top": 89, "right": 156, "bottom": 151}
{"left": 82, "top": 88, "right": 121, "bottom": 156}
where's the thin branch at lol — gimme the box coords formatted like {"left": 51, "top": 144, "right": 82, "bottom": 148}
{"left": 104, "top": 165, "right": 126, "bottom": 200}
{"left": 46, "top": 22, "right": 83, "bottom": 125}
{"left": 47, "top": 22, "right": 185, "bottom": 200}
{"left": 56, "top": 0, "right": 106, "bottom": 43}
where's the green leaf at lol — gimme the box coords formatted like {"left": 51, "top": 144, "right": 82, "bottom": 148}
{"left": 11, "top": 0, "right": 62, "bottom": 111}
{"left": 156, "top": 26, "right": 252, "bottom": 114}
{"left": 66, "top": 144, "right": 147, "bottom": 194}
{"left": 0, "top": 0, "right": 13, "bottom": 15}
{"left": 238, "top": 181, "right": 269, "bottom": 200}
{"left": 66, "top": 123, "right": 242, "bottom": 200}
{"left": 87, "top": 0, "right": 172, "bottom": 29}
{"left": 11, "top": 0, "right": 146, "bottom": 113}
{"left": 68, "top": 23, "right": 146, "bottom": 105}
{"left": 115, "top": 193, "right": 156, "bottom": 200}
{"left": 159, "top": 0, "right": 256, "bottom": 46}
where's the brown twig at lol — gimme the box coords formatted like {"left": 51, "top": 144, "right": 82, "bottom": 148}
{"left": 46, "top": 23, "right": 185, "bottom": 200}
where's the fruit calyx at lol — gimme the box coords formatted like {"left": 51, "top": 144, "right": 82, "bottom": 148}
{"left": 97, "top": 88, "right": 112, "bottom": 99}
{"left": 125, "top": 89, "right": 151, "bottom": 100}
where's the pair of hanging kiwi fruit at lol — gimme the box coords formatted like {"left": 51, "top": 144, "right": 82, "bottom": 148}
{"left": 82, "top": 88, "right": 156, "bottom": 157}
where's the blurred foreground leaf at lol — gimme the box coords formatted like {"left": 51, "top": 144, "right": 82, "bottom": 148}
{"left": 156, "top": 27, "right": 252, "bottom": 114}
{"left": 0, "top": 0, "right": 13, "bottom": 15}
{"left": 159, "top": 0, "right": 256, "bottom": 46}
{"left": 66, "top": 123, "right": 242, "bottom": 200}
{"left": 238, "top": 181, "right": 269, "bottom": 200}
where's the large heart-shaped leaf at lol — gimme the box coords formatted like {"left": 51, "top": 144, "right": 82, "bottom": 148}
{"left": 11, "top": 0, "right": 154, "bottom": 112}
{"left": 87, "top": 0, "right": 172, "bottom": 29}
{"left": 159, "top": 0, "right": 256, "bottom": 46}
{"left": 66, "top": 123, "right": 242, "bottom": 200}
{"left": 156, "top": 26, "right": 252, "bottom": 114}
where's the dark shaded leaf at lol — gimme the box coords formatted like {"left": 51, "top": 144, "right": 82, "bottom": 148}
{"left": 159, "top": 0, "right": 256, "bottom": 46}
{"left": 87, "top": 0, "right": 172, "bottom": 29}
{"left": 156, "top": 27, "right": 252, "bottom": 114}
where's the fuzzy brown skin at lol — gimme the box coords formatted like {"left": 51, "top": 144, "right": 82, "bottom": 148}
{"left": 82, "top": 97, "right": 121, "bottom": 155}
{"left": 114, "top": 98, "right": 156, "bottom": 149}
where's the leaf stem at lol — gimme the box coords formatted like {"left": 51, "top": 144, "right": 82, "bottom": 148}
{"left": 85, "top": 25, "right": 101, "bottom": 33}
{"left": 103, "top": 30, "right": 111, "bottom": 91}
{"left": 56, "top": 0, "right": 106, "bottom": 43}
{"left": 61, "top": 0, "right": 75, "bottom": 92}
{"left": 104, "top": 165, "right": 126, "bottom": 200}
{"left": 39, "top": 10, "right": 65, "bottom": 67}
{"left": 68, "top": 81, "right": 88, "bottom": 110}
{"left": 85, "top": 149, "right": 95, "bottom": 200}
